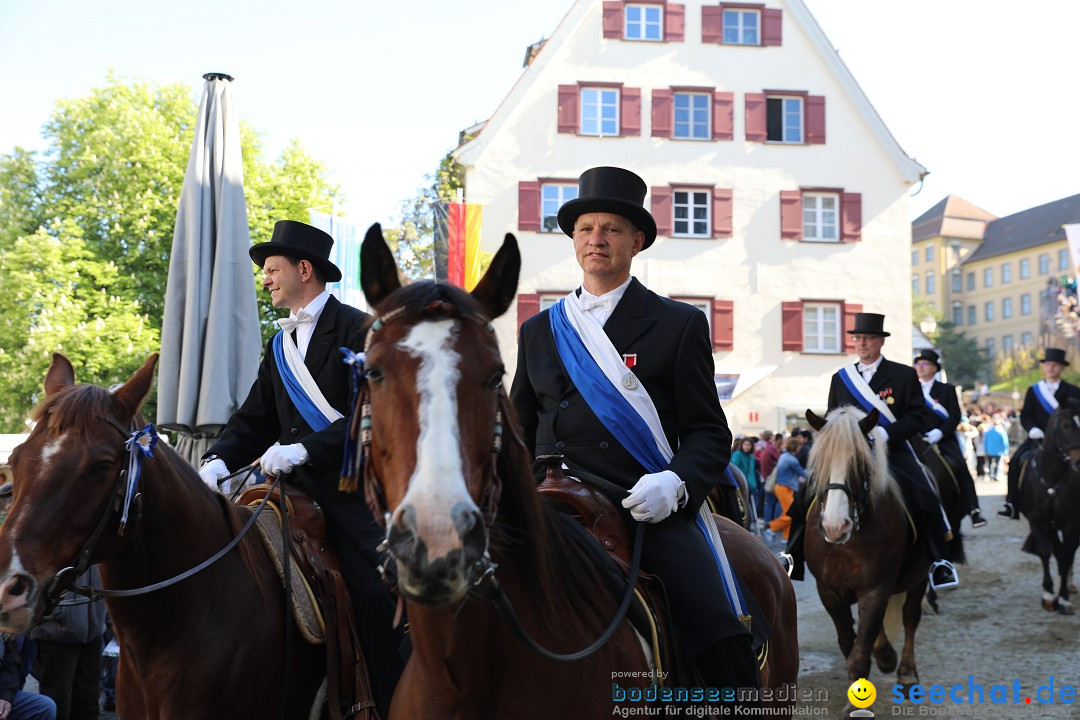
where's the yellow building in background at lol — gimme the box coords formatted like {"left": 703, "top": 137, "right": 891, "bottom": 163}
{"left": 912, "top": 194, "right": 1080, "bottom": 359}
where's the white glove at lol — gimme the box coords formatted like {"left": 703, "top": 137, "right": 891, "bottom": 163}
{"left": 621, "top": 470, "right": 685, "bottom": 524}
{"left": 924, "top": 429, "right": 943, "bottom": 445}
{"left": 1028, "top": 427, "right": 1045, "bottom": 440}
{"left": 260, "top": 443, "right": 310, "bottom": 477}
{"left": 198, "top": 458, "right": 230, "bottom": 492}
{"left": 869, "top": 425, "right": 889, "bottom": 445}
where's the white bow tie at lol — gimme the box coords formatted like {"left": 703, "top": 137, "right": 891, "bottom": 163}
{"left": 277, "top": 310, "right": 314, "bottom": 333}
{"left": 581, "top": 297, "right": 611, "bottom": 313}
{"left": 857, "top": 363, "right": 876, "bottom": 373}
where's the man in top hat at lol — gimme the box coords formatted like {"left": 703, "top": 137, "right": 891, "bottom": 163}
{"left": 511, "top": 167, "right": 762, "bottom": 692}
{"left": 913, "top": 349, "right": 987, "bottom": 529}
{"left": 810, "top": 313, "right": 959, "bottom": 590}
{"left": 197, "top": 220, "right": 403, "bottom": 716}
{"left": 998, "top": 348, "right": 1080, "bottom": 519}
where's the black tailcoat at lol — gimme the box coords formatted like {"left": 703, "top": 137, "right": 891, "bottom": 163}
{"left": 926, "top": 380, "right": 964, "bottom": 458}
{"left": 1019, "top": 380, "right": 1080, "bottom": 433}
{"left": 510, "top": 278, "right": 750, "bottom": 656}
{"left": 207, "top": 295, "right": 402, "bottom": 710}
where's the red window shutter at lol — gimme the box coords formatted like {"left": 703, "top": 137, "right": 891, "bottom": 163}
{"left": 781, "top": 302, "right": 804, "bottom": 351}
{"left": 805, "top": 95, "right": 826, "bottom": 144}
{"left": 713, "top": 299, "right": 734, "bottom": 351}
{"left": 651, "top": 186, "right": 673, "bottom": 237}
{"left": 518, "top": 181, "right": 541, "bottom": 232}
{"left": 712, "top": 91, "right": 734, "bottom": 141}
{"left": 713, "top": 188, "right": 733, "bottom": 238}
{"left": 621, "top": 87, "right": 641, "bottom": 136}
{"left": 701, "top": 5, "right": 724, "bottom": 44}
{"left": 652, "top": 89, "right": 673, "bottom": 138}
{"left": 602, "top": 1, "right": 624, "bottom": 39}
{"left": 558, "top": 85, "right": 579, "bottom": 134}
{"left": 762, "top": 8, "right": 782, "bottom": 46}
{"left": 779, "top": 190, "right": 803, "bottom": 240}
{"left": 841, "top": 192, "right": 862, "bottom": 242}
{"left": 842, "top": 302, "right": 863, "bottom": 351}
{"left": 744, "top": 93, "right": 767, "bottom": 142}
{"left": 665, "top": 4, "right": 686, "bottom": 42}
{"left": 517, "top": 293, "right": 541, "bottom": 329}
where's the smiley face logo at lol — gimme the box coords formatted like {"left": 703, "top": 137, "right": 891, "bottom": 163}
{"left": 847, "top": 678, "right": 876, "bottom": 708}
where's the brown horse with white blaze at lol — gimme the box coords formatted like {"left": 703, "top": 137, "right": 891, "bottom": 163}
{"left": 805, "top": 406, "right": 929, "bottom": 718}
{"left": 0, "top": 354, "right": 326, "bottom": 719}
{"left": 351, "top": 224, "right": 799, "bottom": 719}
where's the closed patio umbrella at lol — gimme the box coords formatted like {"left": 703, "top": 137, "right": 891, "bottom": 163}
{"left": 157, "top": 73, "right": 260, "bottom": 466}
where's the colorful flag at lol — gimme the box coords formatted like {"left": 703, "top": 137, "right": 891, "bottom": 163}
{"left": 433, "top": 202, "right": 483, "bottom": 291}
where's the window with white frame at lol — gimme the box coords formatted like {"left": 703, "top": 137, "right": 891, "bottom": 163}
{"left": 985, "top": 301, "right": 994, "bottom": 322}
{"left": 1059, "top": 248, "right": 1070, "bottom": 271}
{"left": 1021, "top": 293, "right": 1031, "bottom": 315}
{"left": 986, "top": 338, "right": 995, "bottom": 355}
{"left": 925, "top": 245, "right": 933, "bottom": 262}
{"left": 925, "top": 271, "right": 934, "bottom": 294}
{"left": 540, "top": 184, "right": 578, "bottom": 233}
{"left": 1001, "top": 262, "right": 1011, "bottom": 283}
{"left": 912, "top": 250, "right": 918, "bottom": 266}
{"left": 1022, "top": 331, "right": 1033, "bottom": 345}
{"left": 912, "top": 275, "right": 920, "bottom": 295}
{"left": 723, "top": 7, "right": 759, "bottom": 44}
{"left": 983, "top": 267, "right": 993, "bottom": 288}
{"left": 673, "top": 92, "right": 710, "bottom": 139}
{"left": 951, "top": 269, "right": 962, "bottom": 293}
{"left": 766, "top": 96, "right": 802, "bottom": 142}
{"left": 1039, "top": 253, "right": 1050, "bottom": 274}
{"left": 539, "top": 294, "right": 566, "bottom": 312}
{"left": 966, "top": 272, "right": 975, "bottom": 291}
{"left": 1003, "top": 335, "right": 1014, "bottom": 352}
{"left": 625, "top": 4, "right": 663, "bottom": 41}
{"left": 1002, "top": 297, "right": 1013, "bottom": 319}
{"left": 803, "top": 303, "right": 841, "bottom": 353}
{"left": 580, "top": 87, "right": 619, "bottom": 136}
{"left": 967, "top": 305, "right": 976, "bottom": 325}
{"left": 952, "top": 301, "right": 963, "bottom": 325}
{"left": 673, "top": 189, "right": 710, "bottom": 237}
{"left": 802, "top": 192, "right": 838, "bottom": 242}
{"left": 1020, "top": 258, "right": 1030, "bottom": 279}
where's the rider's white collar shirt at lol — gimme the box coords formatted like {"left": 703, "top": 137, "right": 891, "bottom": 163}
{"left": 856, "top": 355, "right": 884, "bottom": 383}
{"left": 578, "top": 276, "right": 632, "bottom": 326}
{"left": 920, "top": 378, "right": 935, "bottom": 401}
{"left": 1044, "top": 379, "right": 1060, "bottom": 395}
{"left": 293, "top": 290, "right": 330, "bottom": 358}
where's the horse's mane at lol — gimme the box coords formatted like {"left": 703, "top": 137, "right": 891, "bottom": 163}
{"left": 808, "top": 406, "right": 904, "bottom": 510}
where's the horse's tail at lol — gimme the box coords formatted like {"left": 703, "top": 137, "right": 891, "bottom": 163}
{"left": 882, "top": 592, "right": 905, "bottom": 643}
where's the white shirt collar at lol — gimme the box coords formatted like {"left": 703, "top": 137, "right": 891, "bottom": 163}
{"left": 293, "top": 290, "right": 330, "bottom": 358}
{"left": 857, "top": 355, "right": 884, "bottom": 373}
{"left": 578, "top": 276, "right": 632, "bottom": 325}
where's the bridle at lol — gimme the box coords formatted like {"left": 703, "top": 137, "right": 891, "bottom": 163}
{"left": 344, "top": 300, "right": 644, "bottom": 663}
{"left": 817, "top": 460, "right": 871, "bottom": 539}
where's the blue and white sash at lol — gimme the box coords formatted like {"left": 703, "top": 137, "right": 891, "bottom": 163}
{"left": 549, "top": 294, "right": 750, "bottom": 626}
{"left": 272, "top": 330, "right": 343, "bottom": 432}
{"left": 837, "top": 365, "right": 896, "bottom": 426}
{"left": 1033, "top": 381, "right": 1059, "bottom": 415}
{"left": 924, "top": 393, "right": 950, "bottom": 421}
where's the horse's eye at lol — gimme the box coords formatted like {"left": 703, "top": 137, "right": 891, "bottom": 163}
{"left": 86, "top": 461, "right": 114, "bottom": 480}
{"left": 487, "top": 370, "right": 505, "bottom": 390}
{"left": 366, "top": 367, "right": 385, "bottom": 383}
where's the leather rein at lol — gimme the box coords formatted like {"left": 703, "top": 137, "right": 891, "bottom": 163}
{"left": 41, "top": 415, "right": 278, "bottom": 616}
{"left": 352, "top": 302, "right": 644, "bottom": 663}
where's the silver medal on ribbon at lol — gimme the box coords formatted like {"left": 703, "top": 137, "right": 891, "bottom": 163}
{"left": 622, "top": 372, "right": 639, "bottom": 390}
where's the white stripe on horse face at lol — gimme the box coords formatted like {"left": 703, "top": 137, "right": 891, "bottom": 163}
{"left": 397, "top": 320, "right": 477, "bottom": 550}
{"left": 39, "top": 434, "right": 66, "bottom": 474}
{"left": 821, "top": 482, "right": 853, "bottom": 540}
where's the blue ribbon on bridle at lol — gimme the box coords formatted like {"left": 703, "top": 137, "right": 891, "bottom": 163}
{"left": 120, "top": 424, "right": 158, "bottom": 533}
{"left": 340, "top": 348, "right": 366, "bottom": 481}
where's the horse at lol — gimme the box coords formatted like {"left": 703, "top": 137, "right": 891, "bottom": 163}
{"left": 804, "top": 406, "right": 930, "bottom": 717}
{"left": 1022, "top": 402, "right": 1080, "bottom": 614}
{"left": 0, "top": 354, "right": 327, "bottom": 719}
{"left": 350, "top": 224, "right": 798, "bottom": 719}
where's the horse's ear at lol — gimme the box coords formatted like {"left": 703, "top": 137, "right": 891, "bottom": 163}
{"left": 470, "top": 234, "right": 520, "bottom": 320}
{"left": 805, "top": 409, "right": 826, "bottom": 431}
{"left": 360, "top": 223, "right": 402, "bottom": 310}
{"left": 112, "top": 354, "right": 159, "bottom": 421}
{"left": 44, "top": 353, "right": 76, "bottom": 398}
{"left": 858, "top": 409, "right": 880, "bottom": 436}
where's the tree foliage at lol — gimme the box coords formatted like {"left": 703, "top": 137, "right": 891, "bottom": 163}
{"left": 929, "top": 321, "right": 991, "bottom": 389}
{"left": 0, "top": 75, "right": 337, "bottom": 431}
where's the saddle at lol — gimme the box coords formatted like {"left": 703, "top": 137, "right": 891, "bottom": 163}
{"left": 236, "top": 482, "right": 379, "bottom": 720}
{"left": 533, "top": 456, "right": 691, "bottom": 685}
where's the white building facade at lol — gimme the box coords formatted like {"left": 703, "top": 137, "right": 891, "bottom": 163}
{"left": 458, "top": 0, "right": 924, "bottom": 434}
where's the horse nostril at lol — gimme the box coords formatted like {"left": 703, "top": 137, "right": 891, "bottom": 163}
{"left": 9, "top": 576, "right": 26, "bottom": 597}
{"left": 451, "top": 503, "right": 485, "bottom": 550}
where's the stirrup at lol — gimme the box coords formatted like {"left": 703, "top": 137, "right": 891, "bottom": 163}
{"left": 996, "top": 502, "right": 1017, "bottom": 519}
{"left": 775, "top": 552, "right": 793, "bottom": 578}
{"left": 929, "top": 560, "right": 959, "bottom": 591}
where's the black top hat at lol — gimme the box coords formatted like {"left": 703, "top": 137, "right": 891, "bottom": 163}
{"left": 913, "top": 349, "right": 942, "bottom": 370}
{"left": 249, "top": 220, "right": 342, "bottom": 283}
{"left": 1040, "top": 348, "right": 1070, "bottom": 366}
{"left": 846, "top": 312, "right": 890, "bottom": 337}
{"left": 556, "top": 166, "right": 658, "bottom": 249}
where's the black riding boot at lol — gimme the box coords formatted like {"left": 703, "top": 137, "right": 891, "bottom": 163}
{"left": 694, "top": 634, "right": 760, "bottom": 705}
{"left": 999, "top": 449, "right": 1025, "bottom": 519}
{"left": 783, "top": 484, "right": 808, "bottom": 581}
{"left": 923, "top": 513, "right": 959, "bottom": 590}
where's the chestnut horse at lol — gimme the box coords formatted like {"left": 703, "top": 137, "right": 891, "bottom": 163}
{"left": 1023, "top": 403, "right": 1080, "bottom": 614}
{"left": 0, "top": 354, "right": 326, "bottom": 719}
{"left": 350, "top": 225, "right": 798, "bottom": 719}
{"left": 805, "top": 407, "right": 929, "bottom": 718}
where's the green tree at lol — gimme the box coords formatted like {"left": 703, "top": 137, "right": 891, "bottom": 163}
{"left": 0, "top": 75, "right": 339, "bottom": 430}
{"left": 931, "top": 321, "right": 990, "bottom": 388}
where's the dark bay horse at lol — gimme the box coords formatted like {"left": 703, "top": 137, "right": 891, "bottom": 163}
{"left": 0, "top": 354, "right": 325, "bottom": 719}
{"left": 1023, "top": 403, "right": 1080, "bottom": 614}
{"left": 351, "top": 225, "right": 798, "bottom": 719}
{"left": 805, "top": 407, "right": 929, "bottom": 717}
